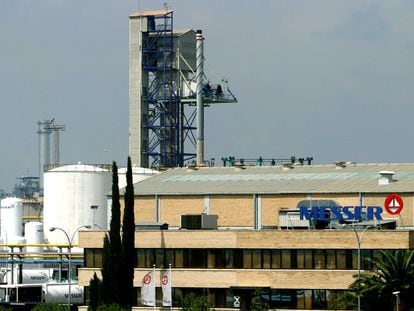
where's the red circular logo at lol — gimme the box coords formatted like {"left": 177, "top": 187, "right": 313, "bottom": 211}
{"left": 161, "top": 275, "right": 168, "bottom": 286}
{"left": 384, "top": 194, "right": 403, "bottom": 215}
{"left": 143, "top": 274, "right": 152, "bottom": 285}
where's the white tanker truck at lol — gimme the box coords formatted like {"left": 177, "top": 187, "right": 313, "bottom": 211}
{"left": 0, "top": 283, "right": 84, "bottom": 306}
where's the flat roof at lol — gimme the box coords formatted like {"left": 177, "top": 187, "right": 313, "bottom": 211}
{"left": 129, "top": 10, "right": 173, "bottom": 18}
{"left": 132, "top": 163, "right": 414, "bottom": 195}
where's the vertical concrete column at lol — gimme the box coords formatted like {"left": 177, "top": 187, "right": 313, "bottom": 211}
{"left": 196, "top": 30, "right": 205, "bottom": 166}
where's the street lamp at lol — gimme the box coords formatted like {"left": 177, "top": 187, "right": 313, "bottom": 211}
{"left": 352, "top": 226, "right": 375, "bottom": 311}
{"left": 49, "top": 225, "right": 91, "bottom": 310}
{"left": 0, "top": 226, "right": 8, "bottom": 285}
{"left": 392, "top": 291, "right": 400, "bottom": 311}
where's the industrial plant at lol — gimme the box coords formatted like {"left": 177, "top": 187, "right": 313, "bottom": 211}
{"left": 2, "top": 7, "right": 414, "bottom": 311}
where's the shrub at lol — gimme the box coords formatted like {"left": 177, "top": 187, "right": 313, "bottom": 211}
{"left": 31, "top": 304, "right": 67, "bottom": 311}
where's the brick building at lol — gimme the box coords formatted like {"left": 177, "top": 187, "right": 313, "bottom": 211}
{"left": 78, "top": 162, "right": 414, "bottom": 310}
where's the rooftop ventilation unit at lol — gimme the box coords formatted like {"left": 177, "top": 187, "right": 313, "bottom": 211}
{"left": 181, "top": 214, "right": 218, "bottom": 229}
{"left": 378, "top": 171, "right": 395, "bottom": 185}
{"left": 335, "top": 161, "right": 346, "bottom": 169}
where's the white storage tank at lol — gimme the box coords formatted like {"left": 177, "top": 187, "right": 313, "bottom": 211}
{"left": 43, "top": 163, "right": 111, "bottom": 245}
{"left": 25, "top": 222, "right": 44, "bottom": 254}
{"left": 0, "top": 197, "right": 23, "bottom": 239}
{"left": 117, "top": 166, "right": 158, "bottom": 189}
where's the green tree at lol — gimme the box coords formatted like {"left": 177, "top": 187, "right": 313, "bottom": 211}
{"left": 351, "top": 250, "right": 414, "bottom": 311}
{"left": 88, "top": 272, "right": 102, "bottom": 311}
{"left": 250, "top": 289, "right": 268, "bottom": 311}
{"left": 121, "top": 157, "right": 135, "bottom": 307}
{"left": 180, "top": 293, "right": 211, "bottom": 311}
{"left": 101, "top": 162, "right": 123, "bottom": 305}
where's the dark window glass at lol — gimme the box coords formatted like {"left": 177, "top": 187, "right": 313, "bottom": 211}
{"left": 145, "top": 249, "right": 155, "bottom": 267}
{"left": 345, "top": 250, "right": 353, "bottom": 269}
{"left": 175, "top": 249, "right": 184, "bottom": 268}
{"left": 225, "top": 250, "right": 234, "bottom": 268}
{"left": 271, "top": 250, "right": 281, "bottom": 269}
{"left": 137, "top": 249, "right": 145, "bottom": 268}
{"left": 263, "top": 250, "right": 271, "bottom": 269}
{"left": 326, "top": 250, "right": 335, "bottom": 269}
{"left": 243, "top": 250, "right": 252, "bottom": 268}
{"left": 207, "top": 250, "right": 215, "bottom": 268}
{"left": 156, "top": 249, "right": 164, "bottom": 268}
{"left": 336, "top": 250, "right": 346, "bottom": 269}
{"left": 189, "top": 249, "right": 206, "bottom": 268}
{"left": 314, "top": 250, "right": 325, "bottom": 269}
{"left": 165, "top": 249, "right": 174, "bottom": 268}
{"left": 215, "top": 249, "right": 226, "bottom": 268}
{"left": 85, "top": 249, "right": 94, "bottom": 268}
{"left": 281, "top": 250, "right": 291, "bottom": 269}
{"left": 296, "top": 250, "right": 312, "bottom": 269}
{"left": 233, "top": 250, "right": 243, "bottom": 268}
{"left": 361, "top": 250, "right": 371, "bottom": 270}
{"left": 252, "top": 250, "right": 262, "bottom": 269}
{"left": 351, "top": 250, "right": 358, "bottom": 270}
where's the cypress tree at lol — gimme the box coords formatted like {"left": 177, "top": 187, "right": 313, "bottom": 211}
{"left": 101, "top": 235, "right": 112, "bottom": 303}
{"left": 88, "top": 272, "right": 102, "bottom": 311}
{"left": 101, "top": 162, "right": 123, "bottom": 305}
{"left": 121, "top": 157, "right": 136, "bottom": 307}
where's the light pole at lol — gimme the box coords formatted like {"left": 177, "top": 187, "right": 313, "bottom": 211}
{"left": 49, "top": 225, "right": 91, "bottom": 310}
{"left": 352, "top": 226, "right": 374, "bottom": 311}
{"left": 392, "top": 291, "right": 400, "bottom": 311}
{"left": 0, "top": 226, "right": 8, "bottom": 285}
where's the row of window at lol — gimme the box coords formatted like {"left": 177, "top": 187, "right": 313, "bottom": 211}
{"left": 83, "top": 287, "right": 347, "bottom": 310}
{"left": 85, "top": 248, "right": 389, "bottom": 270}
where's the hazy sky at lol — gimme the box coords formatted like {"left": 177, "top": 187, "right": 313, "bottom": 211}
{"left": 1, "top": 0, "right": 414, "bottom": 192}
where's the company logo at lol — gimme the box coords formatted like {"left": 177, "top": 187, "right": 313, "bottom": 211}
{"left": 143, "top": 274, "right": 152, "bottom": 285}
{"left": 299, "top": 205, "right": 383, "bottom": 221}
{"left": 384, "top": 194, "right": 403, "bottom": 215}
{"left": 300, "top": 194, "right": 404, "bottom": 221}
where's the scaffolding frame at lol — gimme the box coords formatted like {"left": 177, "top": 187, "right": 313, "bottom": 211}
{"left": 141, "top": 11, "right": 182, "bottom": 168}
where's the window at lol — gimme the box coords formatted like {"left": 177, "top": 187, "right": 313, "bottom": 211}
{"left": 243, "top": 250, "right": 252, "bottom": 268}
{"left": 271, "top": 250, "right": 281, "bottom": 268}
{"left": 84, "top": 249, "right": 102, "bottom": 268}
{"left": 252, "top": 250, "right": 262, "bottom": 268}
{"left": 281, "top": 250, "right": 291, "bottom": 269}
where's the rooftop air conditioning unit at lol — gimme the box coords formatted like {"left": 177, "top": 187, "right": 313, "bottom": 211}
{"left": 181, "top": 214, "right": 218, "bottom": 230}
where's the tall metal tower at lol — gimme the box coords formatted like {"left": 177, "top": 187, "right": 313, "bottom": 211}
{"left": 37, "top": 119, "right": 65, "bottom": 195}
{"left": 129, "top": 10, "right": 236, "bottom": 169}
{"left": 46, "top": 120, "right": 66, "bottom": 165}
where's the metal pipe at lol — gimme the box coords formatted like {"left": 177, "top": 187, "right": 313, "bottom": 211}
{"left": 37, "top": 120, "right": 53, "bottom": 194}
{"left": 196, "top": 30, "right": 205, "bottom": 166}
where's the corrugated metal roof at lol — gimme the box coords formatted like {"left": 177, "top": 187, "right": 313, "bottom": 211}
{"left": 133, "top": 163, "right": 414, "bottom": 195}
{"left": 129, "top": 10, "right": 173, "bottom": 18}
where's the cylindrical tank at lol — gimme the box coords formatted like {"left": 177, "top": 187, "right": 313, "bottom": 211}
{"left": 25, "top": 222, "right": 44, "bottom": 254}
{"left": 0, "top": 197, "right": 23, "bottom": 238}
{"left": 43, "top": 164, "right": 111, "bottom": 244}
{"left": 117, "top": 166, "right": 158, "bottom": 189}
{"left": 20, "top": 269, "right": 52, "bottom": 284}
{"left": 43, "top": 283, "right": 84, "bottom": 304}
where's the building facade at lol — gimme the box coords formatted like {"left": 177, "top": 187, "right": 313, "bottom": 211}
{"left": 78, "top": 163, "right": 414, "bottom": 310}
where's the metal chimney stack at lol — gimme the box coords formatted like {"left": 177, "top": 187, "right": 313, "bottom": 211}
{"left": 37, "top": 120, "right": 53, "bottom": 194}
{"left": 196, "top": 30, "right": 205, "bottom": 166}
